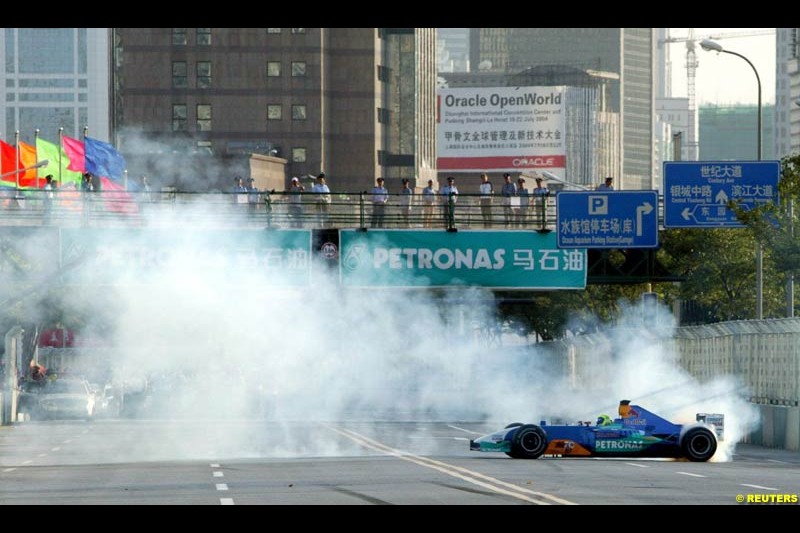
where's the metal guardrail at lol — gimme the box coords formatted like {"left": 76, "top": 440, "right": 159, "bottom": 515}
{"left": 0, "top": 189, "right": 557, "bottom": 231}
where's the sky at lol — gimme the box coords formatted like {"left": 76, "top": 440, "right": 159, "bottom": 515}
{"left": 667, "top": 28, "right": 776, "bottom": 106}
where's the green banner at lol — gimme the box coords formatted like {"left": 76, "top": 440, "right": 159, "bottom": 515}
{"left": 60, "top": 228, "right": 312, "bottom": 286}
{"left": 339, "top": 230, "right": 586, "bottom": 288}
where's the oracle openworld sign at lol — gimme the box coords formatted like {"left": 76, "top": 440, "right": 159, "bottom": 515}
{"left": 436, "top": 86, "right": 567, "bottom": 174}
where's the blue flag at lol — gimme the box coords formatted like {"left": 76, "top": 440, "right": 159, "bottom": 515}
{"left": 84, "top": 136, "right": 126, "bottom": 181}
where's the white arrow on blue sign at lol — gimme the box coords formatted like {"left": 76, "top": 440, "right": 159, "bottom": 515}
{"left": 663, "top": 161, "right": 780, "bottom": 228}
{"left": 556, "top": 190, "right": 659, "bottom": 249}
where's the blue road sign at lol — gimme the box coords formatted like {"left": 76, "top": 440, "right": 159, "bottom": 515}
{"left": 557, "top": 190, "right": 659, "bottom": 249}
{"left": 663, "top": 161, "right": 780, "bottom": 228}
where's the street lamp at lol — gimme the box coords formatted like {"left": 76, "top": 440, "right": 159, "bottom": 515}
{"left": 700, "top": 38, "right": 764, "bottom": 319}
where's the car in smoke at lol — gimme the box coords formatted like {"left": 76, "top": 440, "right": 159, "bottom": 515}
{"left": 470, "top": 400, "right": 724, "bottom": 462}
{"left": 27, "top": 377, "right": 97, "bottom": 420}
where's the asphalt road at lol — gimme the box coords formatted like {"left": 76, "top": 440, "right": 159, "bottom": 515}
{"left": 1, "top": 418, "right": 798, "bottom": 505}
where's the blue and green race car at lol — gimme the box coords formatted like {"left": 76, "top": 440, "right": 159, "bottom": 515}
{"left": 470, "top": 400, "right": 724, "bottom": 462}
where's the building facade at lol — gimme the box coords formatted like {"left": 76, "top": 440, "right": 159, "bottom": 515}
{"left": 699, "top": 104, "right": 776, "bottom": 161}
{"left": 776, "top": 28, "right": 800, "bottom": 159}
{"left": 469, "top": 28, "right": 655, "bottom": 190}
{"left": 113, "top": 28, "right": 436, "bottom": 192}
{"left": 0, "top": 28, "right": 111, "bottom": 145}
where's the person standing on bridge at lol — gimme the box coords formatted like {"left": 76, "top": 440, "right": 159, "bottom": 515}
{"left": 422, "top": 179, "right": 436, "bottom": 228}
{"left": 478, "top": 173, "right": 494, "bottom": 228}
{"left": 500, "top": 173, "right": 517, "bottom": 226}
{"left": 596, "top": 176, "right": 614, "bottom": 191}
{"left": 440, "top": 176, "right": 459, "bottom": 228}
{"left": 370, "top": 177, "right": 389, "bottom": 228}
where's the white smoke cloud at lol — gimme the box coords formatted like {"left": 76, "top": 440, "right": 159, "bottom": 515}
{"left": 5, "top": 206, "right": 760, "bottom": 463}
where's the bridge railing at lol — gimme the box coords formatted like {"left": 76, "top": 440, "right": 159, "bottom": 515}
{"left": 0, "top": 188, "right": 558, "bottom": 230}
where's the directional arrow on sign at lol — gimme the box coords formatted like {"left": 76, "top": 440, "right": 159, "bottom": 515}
{"left": 715, "top": 189, "right": 729, "bottom": 204}
{"left": 635, "top": 202, "right": 654, "bottom": 236}
{"left": 682, "top": 207, "right": 692, "bottom": 221}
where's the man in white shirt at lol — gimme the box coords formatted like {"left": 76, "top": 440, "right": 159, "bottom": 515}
{"left": 370, "top": 177, "right": 389, "bottom": 228}
{"left": 478, "top": 173, "right": 493, "bottom": 228}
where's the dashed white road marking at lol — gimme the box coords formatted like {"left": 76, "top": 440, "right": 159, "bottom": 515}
{"left": 676, "top": 471, "right": 706, "bottom": 478}
{"left": 210, "top": 463, "right": 220, "bottom": 468}
{"left": 453, "top": 437, "right": 470, "bottom": 441}
{"left": 447, "top": 424, "right": 483, "bottom": 436}
{"left": 625, "top": 462, "right": 649, "bottom": 468}
{"left": 22, "top": 460, "right": 33, "bottom": 465}
{"left": 37, "top": 453, "right": 47, "bottom": 458}
{"left": 216, "top": 483, "right": 229, "bottom": 491}
{"left": 741, "top": 483, "right": 778, "bottom": 491}
{"left": 51, "top": 447, "right": 60, "bottom": 452}
{"left": 3, "top": 468, "right": 16, "bottom": 473}
{"left": 220, "top": 498, "right": 235, "bottom": 505}
{"left": 63, "top": 440, "right": 71, "bottom": 444}
{"left": 766, "top": 459, "right": 789, "bottom": 464}
{"left": 213, "top": 471, "right": 224, "bottom": 478}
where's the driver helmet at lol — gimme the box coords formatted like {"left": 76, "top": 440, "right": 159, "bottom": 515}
{"left": 596, "top": 414, "right": 613, "bottom": 426}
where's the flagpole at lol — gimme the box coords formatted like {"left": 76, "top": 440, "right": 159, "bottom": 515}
{"left": 34, "top": 129, "right": 40, "bottom": 189}
{"left": 14, "top": 130, "right": 20, "bottom": 189}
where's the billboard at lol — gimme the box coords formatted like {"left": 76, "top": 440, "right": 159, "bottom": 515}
{"left": 437, "top": 86, "right": 567, "bottom": 174}
{"left": 339, "top": 229, "right": 586, "bottom": 289}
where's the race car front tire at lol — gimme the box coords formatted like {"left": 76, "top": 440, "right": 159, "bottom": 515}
{"left": 508, "top": 424, "right": 548, "bottom": 459}
{"left": 681, "top": 426, "right": 717, "bottom": 462}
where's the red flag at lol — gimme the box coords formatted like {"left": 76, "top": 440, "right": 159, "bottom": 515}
{"left": 61, "top": 135, "right": 86, "bottom": 173}
{"left": 99, "top": 176, "right": 139, "bottom": 215}
{"left": 0, "top": 139, "right": 23, "bottom": 184}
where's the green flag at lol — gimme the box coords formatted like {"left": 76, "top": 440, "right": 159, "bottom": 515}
{"left": 36, "top": 137, "right": 83, "bottom": 185}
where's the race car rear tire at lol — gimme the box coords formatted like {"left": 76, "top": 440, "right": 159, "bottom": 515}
{"left": 508, "top": 424, "right": 548, "bottom": 459}
{"left": 681, "top": 426, "right": 717, "bottom": 462}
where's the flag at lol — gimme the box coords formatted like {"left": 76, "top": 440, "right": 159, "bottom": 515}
{"left": 61, "top": 135, "right": 86, "bottom": 173}
{"left": 85, "top": 136, "right": 125, "bottom": 182}
{"left": 99, "top": 176, "right": 139, "bottom": 216}
{"left": 18, "top": 141, "right": 39, "bottom": 188}
{"left": 0, "top": 139, "right": 22, "bottom": 184}
{"left": 36, "top": 137, "right": 83, "bottom": 185}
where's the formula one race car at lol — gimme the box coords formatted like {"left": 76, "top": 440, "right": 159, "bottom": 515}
{"left": 470, "top": 400, "right": 725, "bottom": 462}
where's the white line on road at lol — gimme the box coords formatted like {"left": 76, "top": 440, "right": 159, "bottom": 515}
{"left": 327, "top": 425, "right": 576, "bottom": 505}
{"left": 447, "top": 424, "right": 483, "bottom": 436}
{"left": 63, "top": 440, "right": 71, "bottom": 444}
{"left": 741, "top": 483, "right": 778, "bottom": 491}
{"left": 625, "top": 462, "right": 650, "bottom": 468}
{"left": 3, "top": 468, "right": 16, "bottom": 473}
{"left": 766, "top": 459, "right": 789, "bottom": 464}
{"left": 37, "top": 453, "right": 47, "bottom": 458}
{"left": 453, "top": 437, "right": 470, "bottom": 441}
{"left": 213, "top": 471, "right": 224, "bottom": 478}
{"left": 677, "top": 471, "right": 706, "bottom": 478}
{"left": 216, "top": 483, "right": 229, "bottom": 491}
{"left": 51, "top": 447, "right": 60, "bottom": 452}
{"left": 210, "top": 463, "right": 220, "bottom": 468}
{"left": 22, "top": 460, "right": 32, "bottom": 465}
{"left": 220, "top": 498, "right": 235, "bottom": 505}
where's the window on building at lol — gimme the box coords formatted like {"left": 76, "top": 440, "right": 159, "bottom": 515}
{"left": 196, "top": 141, "right": 213, "bottom": 155}
{"left": 197, "top": 61, "right": 212, "bottom": 89}
{"left": 291, "top": 28, "right": 306, "bottom": 34}
{"left": 197, "top": 104, "right": 212, "bottom": 131}
{"left": 267, "top": 28, "right": 282, "bottom": 34}
{"left": 377, "top": 107, "right": 390, "bottom": 124}
{"left": 172, "top": 104, "right": 187, "bottom": 131}
{"left": 172, "top": 28, "right": 187, "bottom": 45}
{"left": 377, "top": 65, "right": 391, "bottom": 82}
{"left": 197, "top": 28, "right": 211, "bottom": 45}
{"left": 292, "top": 148, "right": 307, "bottom": 163}
{"left": 172, "top": 62, "right": 188, "bottom": 88}
{"left": 267, "top": 61, "right": 281, "bottom": 77}
{"left": 291, "top": 61, "right": 307, "bottom": 77}
{"left": 267, "top": 104, "right": 282, "bottom": 120}
{"left": 291, "top": 104, "right": 307, "bottom": 121}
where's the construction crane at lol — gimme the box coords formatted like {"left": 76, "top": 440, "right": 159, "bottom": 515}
{"left": 659, "top": 28, "right": 775, "bottom": 161}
